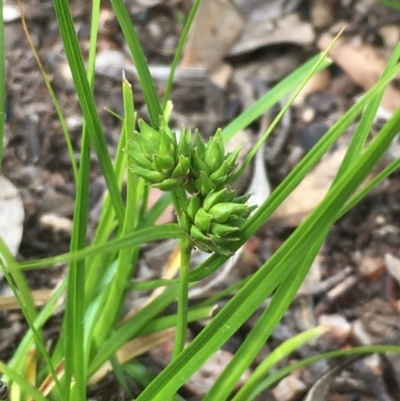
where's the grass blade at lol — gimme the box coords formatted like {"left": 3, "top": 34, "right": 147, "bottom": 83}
{"left": 232, "top": 327, "right": 324, "bottom": 401}
{"left": 256, "top": 345, "right": 400, "bottom": 395}
{"left": 134, "top": 82, "right": 400, "bottom": 401}
{"left": 221, "top": 55, "right": 331, "bottom": 142}
{"left": 110, "top": 0, "right": 162, "bottom": 126}
{"left": 91, "top": 77, "right": 138, "bottom": 350}
{"left": 189, "top": 63, "right": 400, "bottom": 283}
{"left": 14, "top": 224, "right": 184, "bottom": 271}
{"left": 53, "top": 0, "right": 125, "bottom": 224}
{"left": 161, "top": 0, "right": 202, "bottom": 109}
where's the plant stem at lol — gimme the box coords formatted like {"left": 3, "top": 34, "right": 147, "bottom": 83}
{"left": 172, "top": 237, "right": 193, "bottom": 360}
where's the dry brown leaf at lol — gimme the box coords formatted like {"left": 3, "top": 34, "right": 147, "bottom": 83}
{"left": 0, "top": 290, "right": 54, "bottom": 311}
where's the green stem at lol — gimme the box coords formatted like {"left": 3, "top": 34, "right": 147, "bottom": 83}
{"left": 172, "top": 237, "right": 193, "bottom": 360}
{"left": 171, "top": 187, "right": 187, "bottom": 216}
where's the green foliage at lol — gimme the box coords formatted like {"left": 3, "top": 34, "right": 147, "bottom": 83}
{"left": 126, "top": 119, "right": 255, "bottom": 255}
{"left": 379, "top": 0, "right": 400, "bottom": 10}
{"left": 1, "top": 1, "right": 400, "bottom": 401}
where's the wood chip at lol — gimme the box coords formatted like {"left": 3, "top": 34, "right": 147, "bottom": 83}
{"left": 358, "top": 256, "right": 385, "bottom": 282}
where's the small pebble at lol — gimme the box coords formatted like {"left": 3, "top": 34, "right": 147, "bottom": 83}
{"left": 318, "top": 314, "right": 351, "bottom": 350}
{"left": 358, "top": 256, "right": 385, "bottom": 281}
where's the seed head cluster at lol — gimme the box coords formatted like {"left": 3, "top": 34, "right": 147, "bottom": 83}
{"left": 125, "top": 120, "right": 256, "bottom": 254}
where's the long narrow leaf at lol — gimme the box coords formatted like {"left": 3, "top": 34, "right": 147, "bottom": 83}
{"left": 204, "top": 237, "right": 326, "bottom": 400}
{"left": 135, "top": 91, "right": 400, "bottom": 401}
{"left": 91, "top": 77, "right": 138, "bottom": 350}
{"left": 256, "top": 345, "right": 400, "bottom": 395}
{"left": 162, "top": 0, "right": 202, "bottom": 108}
{"left": 53, "top": 0, "right": 125, "bottom": 224}
{"left": 232, "top": 327, "right": 324, "bottom": 401}
{"left": 14, "top": 224, "right": 184, "bottom": 271}
{"left": 110, "top": 0, "right": 162, "bottom": 126}
{"left": 221, "top": 55, "right": 331, "bottom": 141}
{"left": 189, "top": 64, "right": 400, "bottom": 283}
{"left": 333, "top": 42, "right": 400, "bottom": 183}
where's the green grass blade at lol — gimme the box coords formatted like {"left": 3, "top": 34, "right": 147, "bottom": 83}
{"left": 0, "top": 253, "right": 64, "bottom": 398}
{"left": 126, "top": 278, "right": 178, "bottom": 291}
{"left": 379, "top": 0, "right": 400, "bottom": 10}
{"left": 91, "top": 77, "right": 138, "bottom": 350}
{"left": 134, "top": 90, "right": 400, "bottom": 401}
{"left": 232, "top": 327, "right": 324, "bottom": 401}
{"left": 6, "top": 280, "right": 66, "bottom": 376}
{"left": 88, "top": 284, "right": 180, "bottom": 376}
{"left": 333, "top": 42, "right": 400, "bottom": 184}
{"left": 0, "top": 362, "right": 49, "bottom": 401}
{"left": 162, "top": 0, "right": 202, "bottom": 109}
{"left": 111, "top": 356, "right": 134, "bottom": 399}
{"left": 14, "top": 224, "right": 184, "bottom": 271}
{"left": 189, "top": 64, "right": 400, "bottom": 283}
{"left": 122, "top": 362, "right": 185, "bottom": 401}
{"left": 172, "top": 237, "right": 193, "bottom": 360}
{"left": 221, "top": 55, "right": 331, "bottom": 142}
{"left": 204, "top": 237, "right": 325, "bottom": 400}
{"left": 0, "top": 240, "right": 38, "bottom": 325}
{"left": 60, "top": 1, "right": 102, "bottom": 397}
{"left": 230, "top": 35, "right": 341, "bottom": 185}
{"left": 52, "top": 0, "right": 125, "bottom": 225}
{"left": 341, "top": 157, "right": 400, "bottom": 217}
{"left": 63, "top": 116, "right": 89, "bottom": 401}
{"left": 110, "top": 0, "right": 162, "bottom": 126}
{"left": 84, "top": 118, "right": 128, "bottom": 301}
{"left": 256, "top": 345, "right": 400, "bottom": 395}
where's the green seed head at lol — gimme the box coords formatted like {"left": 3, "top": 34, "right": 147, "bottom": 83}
{"left": 184, "top": 130, "right": 241, "bottom": 195}
{"left": 181, "top": 189, "right": 257, "bottom": 255}
{"left": 194, "top": 208, "right": 213, "bottom": 233}
{"left": 186, "top": 196, "right": 202, "bottom": 221}
{"left": 125, "top": 119, "right": 192, "bottom": 190}
{"left": 203, "top": 188, "right": 235, "bottom": 211}
{"left": 203, "top": 130, "right": 224, "bottom": 172}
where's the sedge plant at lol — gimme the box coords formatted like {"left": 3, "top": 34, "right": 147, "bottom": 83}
{"left": 1, "top": 0, "right": 400, "bottom": 401}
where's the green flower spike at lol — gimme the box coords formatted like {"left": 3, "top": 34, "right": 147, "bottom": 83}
{"left": 125, "top": 119, "right": 192, "bottom": 190}
{"left": 181, "top": 189, "right": 257, "bottom": 255}
{"left": 185, "top": 129, "right": 241, "bottom": 196}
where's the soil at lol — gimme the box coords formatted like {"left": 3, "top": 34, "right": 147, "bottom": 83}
{"left": 2, "top": 0, "right": 400, "bottom": 400}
